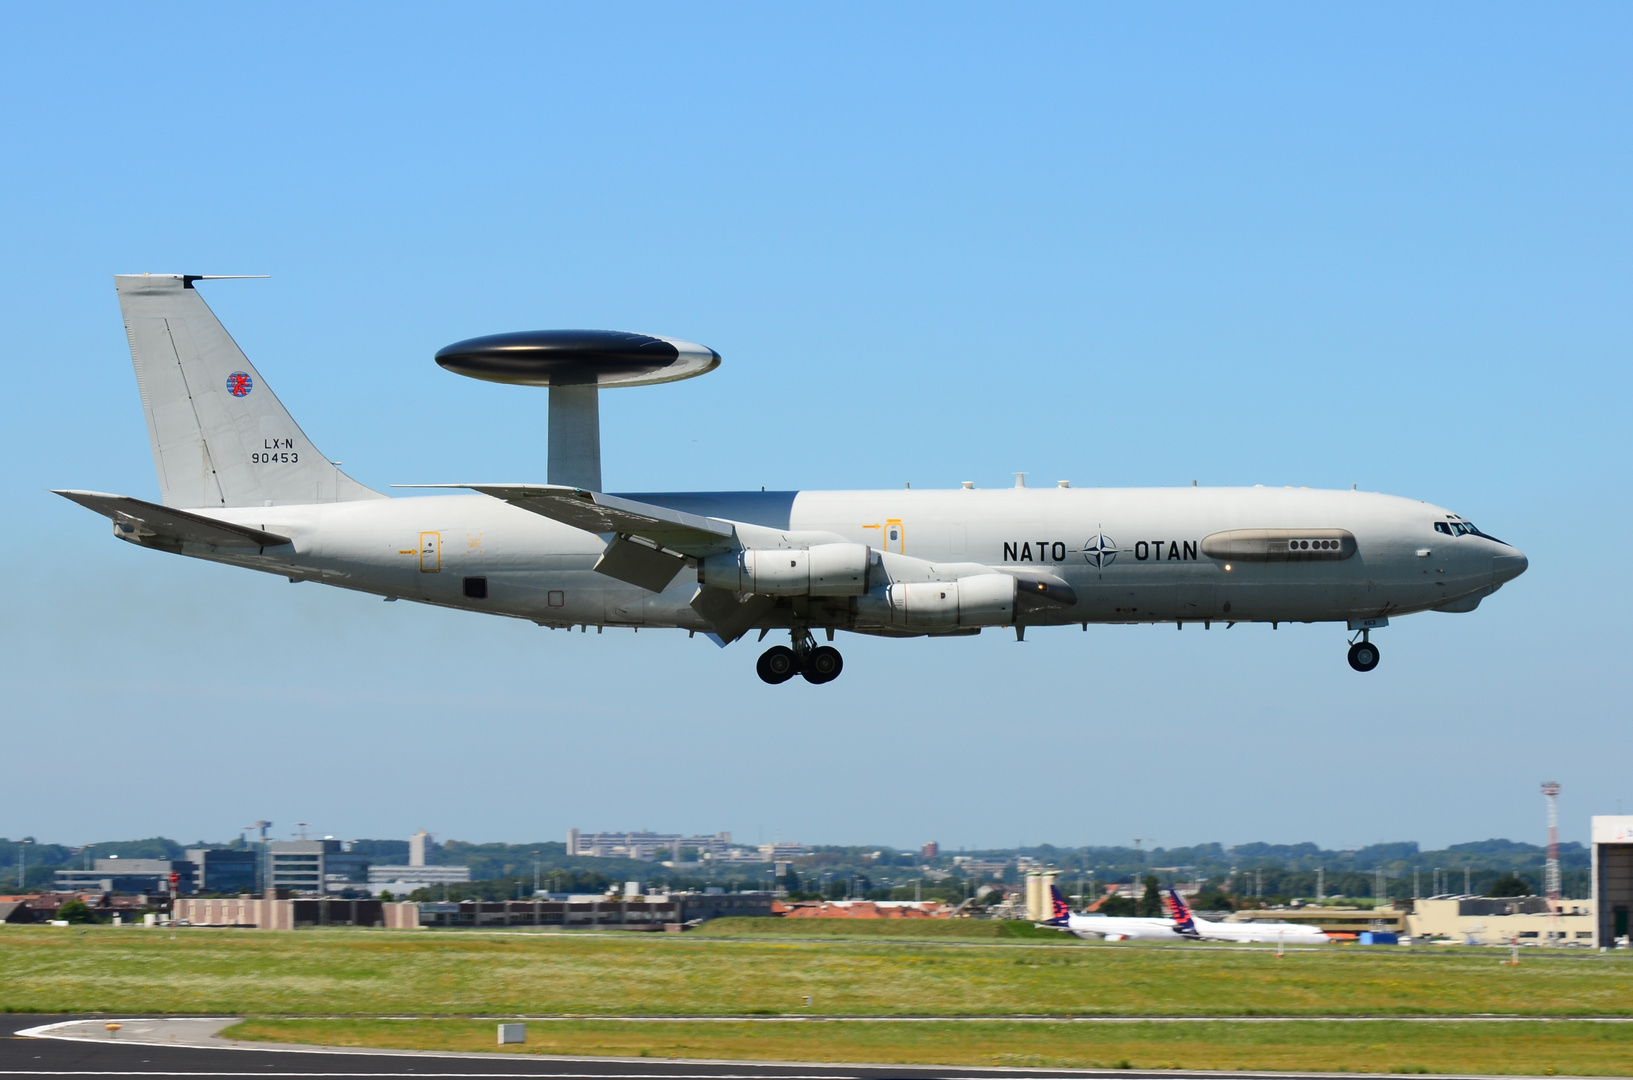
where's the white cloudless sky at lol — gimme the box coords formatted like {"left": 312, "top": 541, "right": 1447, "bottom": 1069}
{"left": 1, "top": 3, "right": 1627, "bottom": 852}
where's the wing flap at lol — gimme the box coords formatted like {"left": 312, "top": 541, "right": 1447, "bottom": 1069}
{"left": 54, "top": 490, "right": 291, "bottom": 547}
{"left": 690, "top": 586, "right": 776, "bottom": 644}
{"left": 594, "top": 534, "right": 690, "bottom": 592}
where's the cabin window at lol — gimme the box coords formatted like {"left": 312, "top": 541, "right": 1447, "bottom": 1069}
{"left": 462, "top": 576, "right": 488, "bottom": 599}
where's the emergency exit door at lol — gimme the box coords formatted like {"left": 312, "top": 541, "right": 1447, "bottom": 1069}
{"left": 419, "top": 532, "right": 441, "bottom": 572}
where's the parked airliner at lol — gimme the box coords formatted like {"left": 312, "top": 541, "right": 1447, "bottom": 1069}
{"left": 57, "top": 275, "right": 1528, "bottom": 683}
{"left": 1039, "top": 885, "right": 1184, "bottom": 941}
{"left": 1164, "top": 888, "right": 1331, "bottom": 945}
{"left": 1040, "top": 884, "right": 1330, "bottom": 945}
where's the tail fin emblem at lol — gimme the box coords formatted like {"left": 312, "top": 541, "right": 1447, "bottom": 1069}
{"left": 1046, "top": 883, "right": 1071, "bottom": 924}
{"left": 226, "top": 372, "right": 253, "bottom": 397}
{"left": 1164, "top": 886, "right": 1198, "bottom": 936}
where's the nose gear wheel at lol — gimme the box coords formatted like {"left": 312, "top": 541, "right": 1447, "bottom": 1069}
{"left": 1346, "top": 629, "right": 1381, "bottom": 673}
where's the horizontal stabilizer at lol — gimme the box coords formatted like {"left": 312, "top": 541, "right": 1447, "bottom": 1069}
{"left": 55, "top": 490, "right": 291, "bottom": 547}
{"left": 407, "top": 484, "right": 737, "bottom": 556}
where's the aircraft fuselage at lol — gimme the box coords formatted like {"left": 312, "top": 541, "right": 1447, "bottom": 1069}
{"left": 66, "top": 273, "right": 1528, "bottom": 681}
{"left": 162, "top": 484, "right": 1519, "bottom": 633}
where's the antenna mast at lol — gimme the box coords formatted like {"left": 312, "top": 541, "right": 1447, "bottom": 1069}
{"left": 1541, "top": 782, "right": 1562, "bottom": 903}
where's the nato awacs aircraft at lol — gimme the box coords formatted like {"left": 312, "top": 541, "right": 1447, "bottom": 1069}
{"left": 57, "top": 276, "right": 1528, "bottom": 683}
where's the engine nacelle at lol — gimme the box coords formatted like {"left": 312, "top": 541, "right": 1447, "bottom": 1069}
{"left": 852, "top": 573, "right": 1016, "bottom": 630}
{"left": 699, "top": 543, "right": 871, "bottom": 597}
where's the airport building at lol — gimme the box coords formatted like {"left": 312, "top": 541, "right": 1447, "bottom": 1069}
{"left": 1222, "top": 896, "right": 1604, "bottom": 946}
{"left": 953, "top": 857, "right": 1011, "bottom": 878}
{"left": 174, "top": 891, "right": 774, "bottom": 929}
{"left": 366, "top": 865, "right": 471, "bottom": 896}
{"left": 365, "top": 829, "right": 472, "bottom": 896}
{"left": 268, "top": 840, "right": 370, "bottom": 895}
{"left": 53, "top": 858, "right": 196, "bottom": 895}
{"left": 1593, "top": 815, "right": 1633, "bottom": 947}
{"left": 1225, "top": 906, "right": 1408, "bottom": 937}
{"left": 1406, "top": 896, "right": 1595, "bottom": 944}
{"left": 174, "top": 897, "right": 414, "bottom": 930}
{"left": 187, "top": 848, "right": 258, "bottom": 893}
{"left": 53, "top": 849, "right": 255, "bottom": 897}
{"left": 567, "top": 829, "right": 738, "bottom": 860}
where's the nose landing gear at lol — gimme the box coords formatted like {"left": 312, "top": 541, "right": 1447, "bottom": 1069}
{"left": 756, "top": 630, "right": 844, "bottom": 685}
{"left": 1347, "top": 628, "right": 1381, "bottom": 672}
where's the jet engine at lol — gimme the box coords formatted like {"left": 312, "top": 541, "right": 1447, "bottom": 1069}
{"left": 699, "top": 543, "right": 871, "bottom": 596}
{"left": 852, "top": 573, "right": 1016, "bottom": 630}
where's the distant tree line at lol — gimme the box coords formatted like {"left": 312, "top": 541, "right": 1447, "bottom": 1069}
{"left": 2, "top": 832, "right": 1593, "bottom": 901}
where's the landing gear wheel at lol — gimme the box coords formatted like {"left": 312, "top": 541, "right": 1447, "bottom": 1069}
{"left": 757, "top": 645, "right": 799, "bottom": 684}
{"left": 801, "top": 646, "right": 844, "bottom": 684}
{"left": 1348, "top": 640, "right": 1380, "bottom": 672}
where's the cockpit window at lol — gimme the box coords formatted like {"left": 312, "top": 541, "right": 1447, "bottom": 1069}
{"left": 1442, "top": 517, "right": 1506, "bottom": 544}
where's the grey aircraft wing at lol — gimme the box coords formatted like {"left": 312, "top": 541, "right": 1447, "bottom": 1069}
{"left": 458, "top": 484, "right": 736, "bottom": 554}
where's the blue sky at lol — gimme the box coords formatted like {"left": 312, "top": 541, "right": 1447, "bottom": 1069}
{"left": 2, "top": 4, "right": 1627, "bottom": 853}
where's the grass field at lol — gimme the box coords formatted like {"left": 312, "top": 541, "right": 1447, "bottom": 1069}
{"left": 225, "top": 1017, "right": 1633, "bottom": 1075}
{"left": 4, "top": 923, "right": 1632, "bottom": 1018}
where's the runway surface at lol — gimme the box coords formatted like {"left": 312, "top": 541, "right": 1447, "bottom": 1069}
{"left": 0, "top": 1016, "right": 1553, "bottom": 1080}
{"left": 0, "top": 1015, "right": 1176, "bottom": 1080}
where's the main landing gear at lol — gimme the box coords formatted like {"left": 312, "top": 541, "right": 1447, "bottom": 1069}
{"left": 1347, "top": 629, "right": 1381, "bottom": 672}
{"left": 757, "top": 630, "right": 843, "bottom": 685}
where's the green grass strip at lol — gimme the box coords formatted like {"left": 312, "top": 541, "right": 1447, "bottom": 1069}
{"left": 225, "top": 1017, "right": 1633, "bottom": 1075}
{"left": 4, "top": 924, "right": 1633, "bottom": 1018}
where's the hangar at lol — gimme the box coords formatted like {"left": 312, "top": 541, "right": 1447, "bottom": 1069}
{"left": 1593, "top": 815, "right": 1633, "bottom": 948}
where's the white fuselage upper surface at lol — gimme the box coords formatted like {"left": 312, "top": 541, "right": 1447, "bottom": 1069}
{"left": 1188, "top": 915, "right": 1330, "bottom": 945}
{"left": 1062, "top": 912, "right": 1184, "bottom": 941}
{"left": 174, "top": 484, "right": 1523, "bottom": 634}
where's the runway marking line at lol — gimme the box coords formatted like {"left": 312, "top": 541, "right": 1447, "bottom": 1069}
{"left": 9, "top": 1019, "right": 1620, "bottom": 1080}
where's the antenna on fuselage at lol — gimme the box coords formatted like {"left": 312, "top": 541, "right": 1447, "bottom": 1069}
{"left": 434, "top": 330, "right": 720, "bottom": 491}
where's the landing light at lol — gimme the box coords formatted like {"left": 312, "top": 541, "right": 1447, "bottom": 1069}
{"left": 1225, "top": 564, "right": 1233, "bottom": 571}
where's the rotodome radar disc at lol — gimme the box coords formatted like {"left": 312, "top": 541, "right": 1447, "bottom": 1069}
{"left": 435, "top": 329, "right": 720, "bottom": 388}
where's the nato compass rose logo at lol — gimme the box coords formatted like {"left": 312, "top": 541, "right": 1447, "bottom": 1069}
{"left": 226, "top": 371, "right": 253, "bottom": 397}
{"left": 1083, "top": 533, "right": 1118, "bottom": 569}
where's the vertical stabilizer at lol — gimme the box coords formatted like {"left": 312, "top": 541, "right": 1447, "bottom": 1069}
{"left": 1164, "top": 887, "right": 1199, "bottom": 937}
{"left": 1043, "top": 883, "right": 1071, "bottom": 925}
{"left": 115, "top": 275, "right": 384, "bottom": 508}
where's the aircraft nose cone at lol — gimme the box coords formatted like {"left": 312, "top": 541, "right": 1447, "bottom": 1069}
{"left": 1493, "top": 550, "right": 1528, "bottom": 584}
